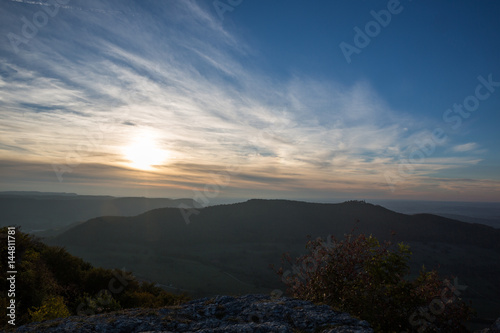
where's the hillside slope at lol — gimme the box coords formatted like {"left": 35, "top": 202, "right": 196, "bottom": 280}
{"left": 49, "top": 199, "right": 500, "bottom": 324}
{"left": 0, "top": 192, "right": 198, "bottom": 233}
{"left": 54, "top": 199, "right": 500, "bottom": 248}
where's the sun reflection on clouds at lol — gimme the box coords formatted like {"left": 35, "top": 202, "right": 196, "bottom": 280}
{"left": 122, "top": 130, "right": 170, "bottom": 171}
{"left": 0, "top": 1, "right": 498, "bottom": 201}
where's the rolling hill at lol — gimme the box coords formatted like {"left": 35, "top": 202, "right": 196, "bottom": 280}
{"left": 0, "top": 192, "right": 199, "bottom": 234}
{"left": 48, "top": 199, "right": 500, "bottom": 324}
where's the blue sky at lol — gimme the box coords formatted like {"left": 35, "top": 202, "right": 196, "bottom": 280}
{"left": 0, "top": 0, "right": 499, "bottom": 202}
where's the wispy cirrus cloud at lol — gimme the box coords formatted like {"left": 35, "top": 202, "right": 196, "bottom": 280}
{"left": 0, "top": 0, "right": 497, "bottom": 200}
{"left": 452, "top": 143, "right": 478, "bottom": 153}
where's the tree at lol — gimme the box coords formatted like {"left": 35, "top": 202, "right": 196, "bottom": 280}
{"left": 275, "top": 233, "right": 473, "bottom": 332}
{"left": 1, "top": 227, "right": 190, "bottom": 329}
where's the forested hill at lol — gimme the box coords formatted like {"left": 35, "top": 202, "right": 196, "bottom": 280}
{"left": 0, "top": 192, "right": 198, "bottom": 233}
{"left": 53, "top": 199, "right": 500, "bottom": 250}
{"left": 48, "top": 199, "right": 500, "bottom": 325}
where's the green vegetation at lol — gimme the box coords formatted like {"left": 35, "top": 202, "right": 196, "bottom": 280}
{"left": 28, "top": 296, "right": 71, "bottom": 322}
{"left": 0, "top": 227, "right": 190, "bottom": 329}
{"left": 1, "top": 198, "right": 497, "bottom": 331}
{"left": 49, "top": 200, "right": 500, "bottom": 322}
{"left": 276, "top": 233, "right": 474, "bottom": 332}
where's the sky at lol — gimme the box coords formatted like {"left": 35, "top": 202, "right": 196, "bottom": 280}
{"left": 0, "top": 0, "right": 500, "bottom": 203}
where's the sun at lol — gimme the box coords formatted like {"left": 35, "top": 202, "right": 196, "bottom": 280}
{"left": 123, "top": 133, "right": 169, "bottom": 170}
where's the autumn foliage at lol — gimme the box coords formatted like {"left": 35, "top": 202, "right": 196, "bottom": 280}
{"left": 276, "top": 233, "right": 473, "bottom": 332}
{"left": 0, "top": 227, "right": 190, "bottom": 329}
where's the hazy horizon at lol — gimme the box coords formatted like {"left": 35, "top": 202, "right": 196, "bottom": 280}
{"left": 4, "top": 189, "right": 500, "bottom": 203}
{"left": 3, "top": 190, "right": 500, "bottom": 222}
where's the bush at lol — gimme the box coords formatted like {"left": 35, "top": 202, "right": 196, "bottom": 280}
{"left": 1, "top": 227, "right": 191, "bottom": 329}
{"left": 28, "top": 296, "right": 70, "bottom": 322}
{"left": 276, "top": 233, "right": 473, "bottom": 332}
{"left": 120, "top": 281, "right": 191, "bottom": 309}
{"left": 75, "top": 290, "right": 121, "bottom": 316}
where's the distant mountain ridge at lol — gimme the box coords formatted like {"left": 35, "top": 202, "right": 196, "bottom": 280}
{"left": 0, "top": 191, "right": 79, "bottom": 196}
{"left": 0, "top": 192, "right": 199, "bottom": 233}
{"left": 54, "top": 199, "right": 500, "bottom": 249}
{"left": 369, "top": 199, "right": 500, "bottom": 228}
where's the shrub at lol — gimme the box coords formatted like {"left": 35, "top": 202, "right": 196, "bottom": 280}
{"left": 1, "top": 227, "right": 191, "bottom": 329}
{"left": 123, "top": 291, "right": 159, "bottom": 308}
{"left": 75, "top": 290, "right": 122, "bottom": 316}
{"left": 28, "top": 296, "right": 70, "bottom": 322}
{"left": 120, "top": 281, "right": 191, "bottom": 309}
{"left": 275, "top": 233, "right": 473, "bottom": 332}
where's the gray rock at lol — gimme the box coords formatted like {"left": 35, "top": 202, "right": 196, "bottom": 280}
{"left": 15, "top": 294, "right": 374, "bottom": 333}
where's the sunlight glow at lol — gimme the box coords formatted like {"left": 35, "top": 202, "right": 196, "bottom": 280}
{"left": 123, "top": 133, "right": 169, "bottom": 170}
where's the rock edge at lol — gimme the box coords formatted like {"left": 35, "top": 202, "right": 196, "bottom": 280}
{"left": 15, "top": 294, "right": 373, "bottom": 333}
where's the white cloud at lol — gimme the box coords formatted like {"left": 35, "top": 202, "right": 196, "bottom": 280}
{"left": 452, "top": 142, "right": 478, "bottom": 152}
{"left": 0, "top": 0, "right": 496, "bottom": 199}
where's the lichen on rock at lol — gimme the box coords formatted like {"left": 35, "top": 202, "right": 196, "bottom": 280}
{"left": 15, "top": 294, "right": 374, "bottom": 332}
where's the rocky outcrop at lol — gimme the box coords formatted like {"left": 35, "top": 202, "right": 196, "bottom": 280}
{"left": 16, "top": 294, "right": 373, "bottom": 332}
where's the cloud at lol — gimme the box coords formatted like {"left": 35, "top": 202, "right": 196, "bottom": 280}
{"left": 6, "top": 0, "right": 126, "bottom": 14}
{"left": 452, "top": 143, "right": 478, "bottom": 152}
{"left": 0, "top": 0, "right": 497, "bottom": 200}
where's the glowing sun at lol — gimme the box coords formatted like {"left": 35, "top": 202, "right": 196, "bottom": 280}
{"left": 123, "top": 134, "right": 169, "bottom": 170}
